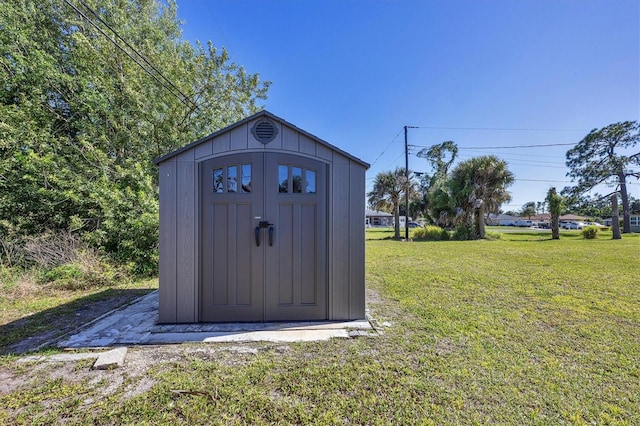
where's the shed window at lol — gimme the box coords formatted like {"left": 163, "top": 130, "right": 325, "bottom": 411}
{"left": 292, "top": 167, "right": 302, "bottom": 193}
{"left": 277, "top": 164, "right": 317, "bottom": 194}
{"left": 212, "top": 164, "right": 251, "bottom": 193}
{"left": 241, "top": 164, "right": 251, "bottom": 193}
{"left": 213, "top": 168, "right": 224, "bottom": 193}
{"left": 306, "top": 170, "right": 316, "bottom": 194}
{"left": 227, "top": 166, "right": 238, "bottom": 192}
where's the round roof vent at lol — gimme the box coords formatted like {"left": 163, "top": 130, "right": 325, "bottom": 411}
{"left": 251, "top": 118, "right": 278, "bottom": 144}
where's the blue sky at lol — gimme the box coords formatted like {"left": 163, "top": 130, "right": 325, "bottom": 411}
{"left": 175, "top": 0, "right": 639, "bottom": 212}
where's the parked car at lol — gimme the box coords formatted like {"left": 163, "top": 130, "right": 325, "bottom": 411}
{"left": 408, "top": 222, "right": 422, "bottom": 228}
{"left": 562, "top": 221, "right": 586, "bottom": 230}
{"left": 515, "top": 220, "right": 534, "bottom": 227}
{"left": 584, "top": 222, "right": 605, "bottom": 227}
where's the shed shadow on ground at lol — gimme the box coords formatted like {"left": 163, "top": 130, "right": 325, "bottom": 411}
{"left": 0, "top": 288, "right": 155, "bottom": 355}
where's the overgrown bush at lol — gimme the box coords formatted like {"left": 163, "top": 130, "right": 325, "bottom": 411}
{"left": 39, "top": 255, "right": 125, "bottom": 291}
{"left": 452, "top": 224, "right": 474, "bottom": 241}
{"left": 0, "top": 235, "right": 26, "bottom": 268}
{"left": 24, "top": 231, "right": 83, "bottom": 268}
{"left": 582, "top": 225, "right": 599, "bottom": 239}
{"left": 3, "top": 231, "right": 128, "bottom": 290}
{"left": 413, "top": 226, "right": 450, "bottom": 241}
{"left": 85, "top": 163, "right": 159, "bottom": 276}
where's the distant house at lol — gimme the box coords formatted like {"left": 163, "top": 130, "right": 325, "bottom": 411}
{"left": 531, "top": 214, "right": 550, "bottom": 222}
{"left": 603, "top": 215, "right": 640, "bottom": 232}
{"left": 559, "top": 214, "right": 588, "bottom": 222}
{"left": 366, "top": 209, "right": 393, "bottom": 227}
{"left": 487, "top": 214, "right": 518, "bottom": 226}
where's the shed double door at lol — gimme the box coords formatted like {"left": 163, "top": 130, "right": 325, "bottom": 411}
{"left": 200, "top": 152, "right": 327, "bottom": 322}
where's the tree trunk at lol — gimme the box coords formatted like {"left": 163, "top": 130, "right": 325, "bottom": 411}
{"left": 477, "top": 203, "right": 486, "bottom": 239}
{"left": 551, "top": 212, "right": 560, "bottom": 240}
{"left": 618, "top": 172, "right": 631, "bottom": 233}
{"left": 393, "top": 203, "right": 401, "bottom": 239}
{"left": 611, "top": 193, "right": 621, "bottom": 240}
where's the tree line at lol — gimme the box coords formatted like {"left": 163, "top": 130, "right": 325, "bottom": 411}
{"left": 0, "top": 0, "right": 269, "bottom": 274}
{"left": 368, "top": 121, "right": 640, "bottom": 240}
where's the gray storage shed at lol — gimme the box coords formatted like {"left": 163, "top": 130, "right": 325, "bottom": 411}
{"left": 154, "top": 110, "right": 369, "bottom": 323}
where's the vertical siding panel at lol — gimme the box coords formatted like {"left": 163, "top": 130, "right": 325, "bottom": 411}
{"left": 230, "top": 124, "right": 248, "bottom": 151}
{"left": 271, "top": 121, "right": 284, "bottom": 150}
{"left": 212, "top": 133, "right": 230, "bottom": 155}
{"left": 282, "top": 126, "right": 299, "bottom": 152}
{"left": 299, "top": 135, "right": 316, "bottom": 156}
{"left": 330, "top": 153, "right": 350, "bottom": 319}
{"left": 316, "top": 144, "right": 332, "bottom": 161}
{"left": 158, "top": 161, "right": 177, "bottom": 323}
{"left": 194, "top": 139, "right": 213, "bottom": 160}
{"left": 349, "top": 162, "right": 366, "bottom": 319}
{"left": 176, "top": 160, "right": 196, "bottom": 322}
{"left": 177, "top": 149, "right": 194, "bottom": 162}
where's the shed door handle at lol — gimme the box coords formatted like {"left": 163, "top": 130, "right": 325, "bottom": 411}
{"left": 268, "top": 226, "right": 274, "bottom": 247}
{"left": 255, "top": 226, "right": 261, "bottom": 247}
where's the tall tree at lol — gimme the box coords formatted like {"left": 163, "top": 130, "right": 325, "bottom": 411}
{"left": 367, "top": 168, "right": 417, "bottom": 239}
{"left": 521, "top": 202, "right": 536, "bottom": 219}
{"left": 0, "top": 0, "right": 269, "bottom": 273}
{"left": 546, "top": 187, "right": 564, "bottom": 240}
{"left": 566, "top": 121, "right": 640, "bottom": 233}
{"left": 416, "top": 141, "right": 458, "bottom": 225}
{"left": 449, "top": 156, "right": 514, "bottom": 239}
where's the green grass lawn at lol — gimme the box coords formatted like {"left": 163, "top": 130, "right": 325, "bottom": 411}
{"left": 1, "top": 230, "right": 639, "bottom": 424}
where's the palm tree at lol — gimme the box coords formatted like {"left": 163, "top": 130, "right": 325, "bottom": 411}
{"left": 546, "top": 187, "right": 564, "bottom": 239}
{"left": 449, "top": 156, "right": 514, "bottom": 239}
{"left": 367, "top": 168, "right": 416, "bottom": 239}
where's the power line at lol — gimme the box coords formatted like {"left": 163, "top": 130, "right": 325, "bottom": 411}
{"left": 63, "top": 0, "right": 196, "bottom": 109}
{"left": 202, "top": 1, "right": 238, "bottom": 60}
{"left": 410, "top": 142, "right": 576, "bottom": 149}
{"left": 410, "top": 126, "right": 588, "bottom": 132}
{"left": 516, "top": 178, "right": 573, "bottom": 183}
{"left": 76, "top": 0, "right": 195, "bottom": 108}
{"left": 382, "top": 152, "right": 405, "bottom": 171}
{"left": 369, "top": 128, "right": 404, "bottom": 168}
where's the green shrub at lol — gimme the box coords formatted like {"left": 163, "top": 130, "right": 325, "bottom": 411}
{"left": 40, "top": 257, "right": 127, "bottom": 291}
{"left": 582, "top": 225, "right": 599, "bottom": 239}
{"left": 85, "top": 163, "right": 159, "bottom": 276}
{"left": 439, "top": 228, "right": 451, "bottom": 241}
{"left": 413, "top": 226, "right": 450, "bottom": 241}
{"left": 452, "top": 224, "right": 474, "bottom": 241}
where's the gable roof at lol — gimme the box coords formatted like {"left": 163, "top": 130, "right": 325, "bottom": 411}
{"left": 153, "top": 110, "right": 369, "bottom": 168}
{"left": 559, "top": 214, "right": 588, "bottom": 221}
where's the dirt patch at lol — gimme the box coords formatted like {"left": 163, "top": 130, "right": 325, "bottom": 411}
{"left": 0, "top": 342, "right": 287, "bottom": 406}
{"left": 2, "top": 290, "right": 153, "bottom": 355}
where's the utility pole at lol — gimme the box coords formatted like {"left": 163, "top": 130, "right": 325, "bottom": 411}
{"left": 404, "top": 126, "right": 409, "bottom": 240}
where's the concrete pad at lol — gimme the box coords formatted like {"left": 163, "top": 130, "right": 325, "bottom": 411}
{"left": 93, "top": 347, "right": 127, "bottom": 370}
{"left": 57, "top": 291, "right": 377, "bottom": 348}
{"left": 203, "top": 329, "right": 350, "bottom": 343}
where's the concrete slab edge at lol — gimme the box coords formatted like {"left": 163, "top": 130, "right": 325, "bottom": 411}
{"left": 34, "top": 291, "right": 158, "bottom": 352}
{"left": 17, "top": 347, "right": 128, "bottom": 370}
